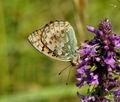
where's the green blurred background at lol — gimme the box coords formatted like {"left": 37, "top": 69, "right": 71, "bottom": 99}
{"left": 0, "top": 0, "right": 120, "bottom": 102}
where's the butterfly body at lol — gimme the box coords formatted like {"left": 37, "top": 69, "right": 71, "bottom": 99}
{"left": 28, "top": 21, "right": 80, "bottom": 65}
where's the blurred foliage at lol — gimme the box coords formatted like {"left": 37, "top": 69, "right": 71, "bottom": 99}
{"left": 0, "top": 0, "right": 120, "bottom": 102}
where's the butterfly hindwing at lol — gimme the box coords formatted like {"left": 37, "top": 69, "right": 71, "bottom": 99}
{"left": 28, "top": 21, "right": 78, "bottom": 61}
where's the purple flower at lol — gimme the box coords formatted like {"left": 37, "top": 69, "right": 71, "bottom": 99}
{"left": 90, "top": 75, "right": 99, "bottom": 85}
{"left": 77, "top": 93, "right": 111, "bottom": 102}
{"left": 77, "top": 65, "right": 86, "bottom": 74}
{"left": 77, "top": 93, "right": 95, "bottom": 102}
{"left": 113, "top": 90, "right": 120, "bottom": 101}
{"left": 76, "top": 18, "right": 120, "bottom": 102}
{"left": 87, "top": 25, "right": 96, "bottom": 33}
{"left": 111, "top": 34, "right": 120, "bottom": 49}
{"left": 87, "top": 25, "right": 104, "bottom": 36}
{"left": 80, "top": 43, "right": 97, "bottom": 57}
{"left": 104, "top": 52, "right": 116, "bottom": 68}
{"left": 98, "top": 18, "right": 112, "bottom": 34}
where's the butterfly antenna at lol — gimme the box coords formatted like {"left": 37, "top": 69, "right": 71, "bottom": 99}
{"left": 66, "top": 66, "right": 72, "bottom": 85}
{"left": 58, "top": 64, "right": 72, "bottom": 75}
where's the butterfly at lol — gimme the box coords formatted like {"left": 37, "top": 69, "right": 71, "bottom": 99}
{"left": 28, "top": 21, "right": 80, "bottom": 66}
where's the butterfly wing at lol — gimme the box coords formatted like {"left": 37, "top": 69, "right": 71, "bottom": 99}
{"left": 28, "top": 21, "right": 78, "bottom": 61}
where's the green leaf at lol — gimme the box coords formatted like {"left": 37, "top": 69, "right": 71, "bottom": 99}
{"left": 88, "top": 85, "right": 97, "bottom": 94}
{"left": 90, "top": 66, "right": 97, "bottom": 71}
{"left": 77, "top": 84, "right": 89, "bottom": 96}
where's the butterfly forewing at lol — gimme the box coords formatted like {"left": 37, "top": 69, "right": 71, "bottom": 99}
{"left": 28, "top": 21, "right": 78, "bottom": 61}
